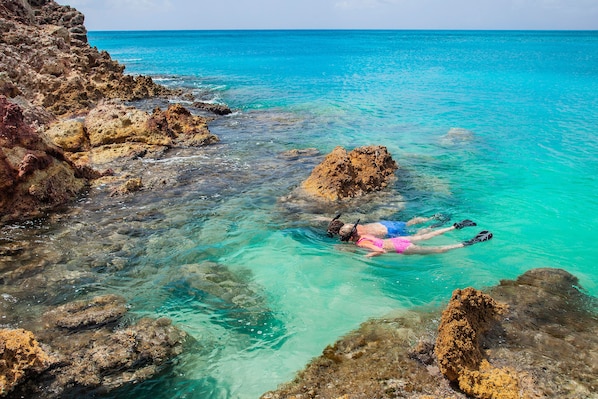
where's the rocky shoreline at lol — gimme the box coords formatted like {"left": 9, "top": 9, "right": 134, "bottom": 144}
{"left": 1, "top": 1, "right": 596, "bottom": 398}
{"left": 262, "top": 268, "right": 597, "bottom": 399}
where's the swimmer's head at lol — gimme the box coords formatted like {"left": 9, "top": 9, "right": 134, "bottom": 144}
{"left": 339, "top": 219, "right": 360, "bottom": 242}
{"left": 326, "top": 214, "right": 344, "bottom": 237}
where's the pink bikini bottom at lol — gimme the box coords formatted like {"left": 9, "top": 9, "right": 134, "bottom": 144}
{"left": 390, "top": 237, "right": 412, "bottom": 254}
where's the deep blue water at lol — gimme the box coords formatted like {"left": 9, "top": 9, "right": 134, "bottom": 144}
{"left": 77, "top": 30, "right": 598, "bottom": 398}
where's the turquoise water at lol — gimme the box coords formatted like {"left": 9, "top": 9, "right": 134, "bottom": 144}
{"left": 11, "top": 31, "right": 598, "bottom": 398}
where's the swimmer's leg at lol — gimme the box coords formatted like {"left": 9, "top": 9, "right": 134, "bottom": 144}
{"left": 402, "top": 243, "right": 464, "bottom": 255}
{"left": 408, "top": 226, "right": 456, "bottom": 242}
{"left": 406, "top": 216, "right": 435, "bottom": 226}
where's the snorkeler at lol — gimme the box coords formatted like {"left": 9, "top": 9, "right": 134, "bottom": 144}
{"left": 338, "top": 219, "right": 492, "bottom": 257}
{"left": 326, "top": 213, "right": 450, "bottom": 238}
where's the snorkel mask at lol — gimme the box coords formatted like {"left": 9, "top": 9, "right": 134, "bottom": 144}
{"left": 326, "top": 213, "right": 343, "bottom": 237}
{"left": 340, "top": 218, "right": 360, "bottom": 242}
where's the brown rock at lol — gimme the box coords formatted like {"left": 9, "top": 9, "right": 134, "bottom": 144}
{"left": 0, "top": 328, "right": 53, "bottom": 396}
{"left": 191, "top": 101, "right": 232, "bottom": 115}
{"left": 42, "top": 119, "right": 88, "bottom": 152}
{"left": 0, "top": 0, "right": 173, "bottom": 120}
{"left": 262, "top": 268, "right": 597, "bottom": 399}
{"left": 301, "top": 145, "right": 398, "bottom": 201}
{"left": 42, "top": 294, "right": 128, "bottom": 330}
{"left": 154, "top": 103, "right": 220, "bottom": 146}
{"left": 0, "top": 96, "right": 89, "bottom": 224}
{"left": 109, "top": 177, "right": 143, "bottom": 197}
{"left": 12, "top": 295, "right": 190, "bottom": 397}
{"left": 433, "top": 288, "right": 524, "bottom": 399}
{"left": 85, "top": 100, "right": 172, "bottom": 147}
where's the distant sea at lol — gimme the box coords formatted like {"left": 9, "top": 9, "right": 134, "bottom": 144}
{"left": 20, "top": 30, "right": 598, "bottom": 398}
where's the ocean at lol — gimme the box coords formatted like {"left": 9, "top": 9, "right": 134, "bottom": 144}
{"left": 7, "top": 30, "right": 598, "bottom": 398}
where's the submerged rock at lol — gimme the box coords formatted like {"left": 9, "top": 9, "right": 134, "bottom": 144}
{"left": 42, "top": 294, "right": 128, "bottom": 330}
{"left": 164, "top": 262, "right": 286, "bottom": 340}
{"left": 300, "top": 145, "right": 398, "bottom": 202}
{"left": 7, "top": 295, "right": 188, "bottom": 398}
{"left": 191, "top": 101, "right": 232, "bottom": 115}
{"left": 262, "top": 268, "right": 597, "bottom": 399}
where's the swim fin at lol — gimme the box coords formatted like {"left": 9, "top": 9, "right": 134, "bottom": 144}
{"left": 430, "top": 213, "right": 451, "bottom": 228}
{"left": 463, "top": 230, "right": 493, "bottom": 246}
{"left": 454, "top": 219, "right": 476, "bottom": 229}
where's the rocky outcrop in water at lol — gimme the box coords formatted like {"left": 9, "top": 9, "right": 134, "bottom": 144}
{"left": 435, "top": 288, "right": 522, "bottom": 399}
{"left": 300, "top": 145, "right": 398, "bottom": 202}
{"left": 4, "top": 294, "right": 188, "bottom": 398}
{"left": 261, "top": 268, "right": 597, "bottom": 399}
{"left": 192, "top": 101, "right": 233, "bottom": 115}
{"left": 0, "top": 328, "right": 52, "bottom": 396}
{"left": 43, "top": 100, "right": 220, "bottom": 168}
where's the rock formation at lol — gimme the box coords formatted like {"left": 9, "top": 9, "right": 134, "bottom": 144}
{"left": 0, "top": 0, "right": 223, "bottom": 224}
{"left": 0, "top": 329, "right": 52, "bottom": 396}
{"left": 5, "top": 294, "right": 188, "bottom": 398}
{"left": 0, "top": 96, "right": 97, "bottom": 223}
{"left": 261, "top": 268, "right": 597, "bottom": 399}
{"left": 301, "top": 145, "right": 398, "bottom": 201}
{"left": 44, "top": 100, "right": 220, "bottom": 167}
{"left": 434, "top": 288, "right": 522, "bottom": 399}
{"left": 0, "top": 0, "right": 172, "bottom": 118}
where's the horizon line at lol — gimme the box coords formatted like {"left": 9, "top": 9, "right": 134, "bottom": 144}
{"left": 86, "top": 28, "right": 598, "bottom": 33}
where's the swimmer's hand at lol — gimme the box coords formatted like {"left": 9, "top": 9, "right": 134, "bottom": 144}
{"left": 365, "top": 249, "right": 386, "bottom": 258}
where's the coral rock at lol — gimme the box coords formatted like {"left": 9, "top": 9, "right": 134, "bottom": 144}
{"left": 301, "top": 145, "right": 398, "bottom": 201}
{"left": 42, "top": 294, "right": 128, "bottom": 330}
{"left": 434, "top": 287, "right": 524, "bottom": 399}
{"left": 0, "top": 328, "right": 52, "bottom": 396}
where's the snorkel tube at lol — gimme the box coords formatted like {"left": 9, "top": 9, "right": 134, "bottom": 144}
{"left": 326, "top": 213, "right": 342, "bottom": 237}
{"left": 341, "top": 218, "right": 360, "bottom": 241}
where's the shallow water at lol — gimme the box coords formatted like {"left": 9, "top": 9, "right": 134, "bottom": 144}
{"left": 2, "top": 30, "right": 598, "bottom": 398}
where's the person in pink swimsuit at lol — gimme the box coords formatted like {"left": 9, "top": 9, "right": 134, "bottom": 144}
{"left": 339, "top": 219, "right": 492, "bottom": 257}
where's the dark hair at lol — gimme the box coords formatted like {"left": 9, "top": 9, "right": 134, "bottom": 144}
{"left": 326, "top": 214, "right": 343, "bottom": 237}
{"left": 340, "top": 219, "right": 360, "bottom": 242}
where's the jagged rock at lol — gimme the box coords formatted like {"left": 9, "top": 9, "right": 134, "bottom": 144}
{"left": 191, "top": 101, "right": 232, "bottom": 115}
{"left": 0, "top": 96, "right": 89, "bottom": 223}
{"left": 262, "top": 268, "right": 597, "bottom": 399}
{"left": 42, "top": 119, "right": 88, "bottom": 152}
{"left": 42, "top": 294, "right": 128, "bottom": 330}
{"left": 0, "top": 0, "right": 173, "bottom": 118}
{"left": 109, "top": 177, "right": 143, "bottom": 196}
{"left": 153, "top": 103, "right": 220, "bottom": 146}
{"left": 68, "top": 100, "right": 219, "bottom": 166}
{"left": 434, "top": 288, "right": 521, "bottom": 399}
{"left": 300, "top": 145, "right": 398, "bottom": 201}
{"left": 0, "top": 328, "right": 53, "bottom": 396}
{"left": 8, "top": 295, "right": 189, "bottom": 398}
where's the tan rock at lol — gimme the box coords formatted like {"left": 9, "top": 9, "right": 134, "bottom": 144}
{"left": 434, "top": 288, "right": 527, "bottom": 399}
{"left": 85, "top": 100, "right": 171, "bottom": 147}
{"left": 301, "top": 145, "right": 398, "bottom": 201}
{"left": 42, "top": 119, "right": 88, "bottom": 152}
{"left": 0, "top": 328, "right": 52, "bottom": 396}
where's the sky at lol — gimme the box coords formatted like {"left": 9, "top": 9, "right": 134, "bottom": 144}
{"left": 57, "top": 0, "right": 598, "bottom": 31}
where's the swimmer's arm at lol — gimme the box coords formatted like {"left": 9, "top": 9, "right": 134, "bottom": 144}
{"left": 365, "top": 250, "right": 386, "bottom": 258}
{"left": 358, "top": 242, "right": 387, "bottom": 257}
